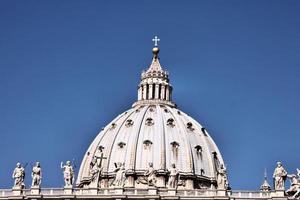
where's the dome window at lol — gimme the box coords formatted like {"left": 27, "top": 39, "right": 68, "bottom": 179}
{"left": 98, "top": 145, "right": 105, "bottom": 152}
{"left": 143, "top": 140, "right": 153, "bottom": 149}
{"left": 145, "top": 117, "right": 154, "bottom": 126}
{"left": 186, "top": 122, "right": 195, "bottom": 131}
{"left": 195, "top": 145, "right": 202, "bottom": 153}
{"left": 170, "top": 141, "right": 180, "bottom": 149}
{"left": 149, "top": 106, "right": 155, "bottom": 112}
{"left": 110, "top": 123, "right": 117, "bottom": 130}
{"left": 201, "top": 127, "right": 207, "bottom": 136}
{"left": 118, "top": 142, "right": 126, "bottom": 148}
{"left": 164, "top": 108, "right": 169, "bottom": 113}
{"left": 171, "top": 141, "right": 180, "bottom": 160}
{"left": 125, "top": 119, "right": 134, "bottom": 127}
{"left": 167, "top": 118, "right": 175, "bottom": 127}
{"left": 201, "top": 168, "right": 205, "bottom": 175}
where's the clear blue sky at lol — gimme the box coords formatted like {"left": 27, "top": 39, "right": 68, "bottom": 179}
{"left": 0, "top": 0, "right": 299, "bottom": 190}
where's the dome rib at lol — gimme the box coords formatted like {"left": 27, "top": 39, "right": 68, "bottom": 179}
{"left": 104, "top": 108, "right": 136, "bottom": 173}
{"left": 167, "top": 107, "right": 194, "bottom": 174}
{"left": 132, "top": 105, "right": 151, "bottom": 171}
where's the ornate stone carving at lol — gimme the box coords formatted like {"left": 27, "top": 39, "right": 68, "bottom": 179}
{"left": 31, "top": 162, "right": 42, "bottom": 188}
{"left": 12, "top": 162, "right": 25, "bottom": 189}
{"left": 137, "top": 162, "right": 157, "bottom": 186}
{"left": 217, "top": 164, "right": 228, "bottom": 190}
{"left": 61, "top": 160, "right": 74, "bottom": 187}
{"left": 145, "top": 163, "right": 156, "bottom": 186}
{"left": 273, "top": 161, "right": 287, "bottom": 190}
{"left": 113, "top": 162, "right": 126, "bottom": 187}
{"left": 168, "top": 163, "right": 179, "bottom": 189}
{"left": 78, "top": 150, "right": 107, "bottom": 188}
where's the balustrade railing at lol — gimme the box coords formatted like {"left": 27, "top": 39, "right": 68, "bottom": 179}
{"left": 0, "top": 188, "right": 273, "bottom": 198}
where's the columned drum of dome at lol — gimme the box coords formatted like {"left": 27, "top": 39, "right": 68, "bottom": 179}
{"left": 76, "top": 39, "right": 226, "bottom": 190}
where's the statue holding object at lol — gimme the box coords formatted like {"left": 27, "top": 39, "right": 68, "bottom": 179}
{"left": 273, "top": 161, "right": 287, "bottom": 190}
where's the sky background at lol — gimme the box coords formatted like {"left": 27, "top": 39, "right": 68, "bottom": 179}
{"left": 0, "top": 0, "right": 300, "bottom": 190}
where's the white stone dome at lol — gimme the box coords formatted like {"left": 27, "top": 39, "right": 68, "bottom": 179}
{"left": 76, "top": 45, "right": 226, "bottom": 190}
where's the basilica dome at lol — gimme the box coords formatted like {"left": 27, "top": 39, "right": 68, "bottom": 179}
{"left": 76, "top": 44, "right": 226, "bottom": 190}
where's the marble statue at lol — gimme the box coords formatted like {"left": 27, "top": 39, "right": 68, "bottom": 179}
{"left": 113, "top": 162, "right": 126, "bottom": 187}
{"left": 12, "top": 163, "right": 25, "bottom": 188}
{"left": 61, "top": 160, "right": 74, "bottom": 187}
{"left": 286, "top": 174, "right": 300, "bottom": 199}
{"left": 77, "top": 153, "right": 106, "bottom": 188}
{"left": 31, "top": 162, "right": 42, "bottom": 187}
{"left": 168, "top": 163, "right": 179, "bottom": 189}
{"left": 217, "top": 164, "right": 228, "bottom": 190}
{"left": 273, "top": 161, "right": 287, "bottom": 190}
{"left": 144, "top": 162, "right": 156, "bottom": 186}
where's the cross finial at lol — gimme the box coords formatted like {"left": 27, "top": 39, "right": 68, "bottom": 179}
{"left": 152, "top": 36, "right": 160, "bottom": 47}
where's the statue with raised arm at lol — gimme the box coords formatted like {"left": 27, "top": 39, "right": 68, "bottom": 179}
{"left": 217, "top": 164, "right": 228, "bottom": 190}
{"left": 31, "top": 162, "right": 42, "bottom": 187}
{"left": 144, "top": 162, "right": 156, "bottom": 186}
{"left": 168, "top": 163, "right": 179, "bottom": 189}
{"left": 273, "top": 161, "right": 287, "bottom": 190}
{"left": 12, "top": 163, "right": 25, "bottom": 188}
{"left": 286, "top": 173, "right": 300, "bottom": 199}
{"left": 61, "top": 160, "right": 74, "bottom": 187}
{"left": 113, "top": 162, "right": 126, "bottom": 187}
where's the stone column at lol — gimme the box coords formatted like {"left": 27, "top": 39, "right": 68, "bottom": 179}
{"left": 138, "top": 86, "right": 142, "bottom": 100}
{"left": 148, "top": 84, "right": 153, "bottom": 99}
{"left": 154, "top": 84, "right": 159, "bottom": 99}
{"left": 142, "top": 85, "right": 147, "bottom": 100}
{"left": 161, "top": 85, "right": 166, "bottom": 100}
{"left": 165, "top": 86, "right": 170, "bottom": 101}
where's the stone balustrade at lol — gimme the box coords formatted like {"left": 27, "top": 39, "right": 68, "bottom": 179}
{"left": 0, "top": 188, "right": 282, "bottom": 199}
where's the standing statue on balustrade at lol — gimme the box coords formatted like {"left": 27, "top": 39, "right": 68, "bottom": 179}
{"left": 31, "top": 162, "right": 42, "bottom": 187}
{"left": 12, "top": 163, "right": 25, "bottom": 189}
{"left": 273, "top": 161, "right": 287, "bottom": 190}
{"left": 61, "top": 160, "right": 74, "bottom": 187}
